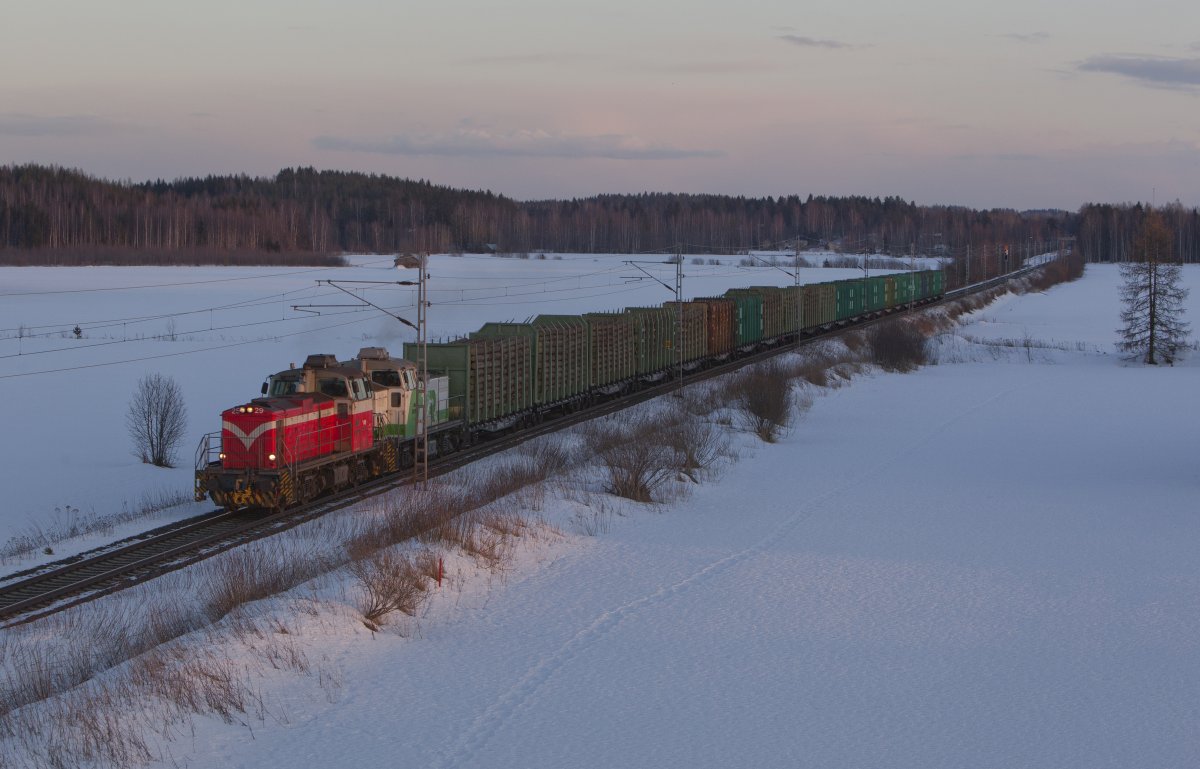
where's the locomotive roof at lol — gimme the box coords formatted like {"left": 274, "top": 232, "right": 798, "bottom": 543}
{"left": 271, "top": 363, "right": 365, "bottom": 379}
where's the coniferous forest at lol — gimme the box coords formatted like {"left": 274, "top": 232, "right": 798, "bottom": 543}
{"left": 1, "top": 164, "right": 1197, "bottom": 268}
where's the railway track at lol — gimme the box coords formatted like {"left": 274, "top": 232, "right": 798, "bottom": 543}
{"left": 0, "top": 260, "right": 1052, "bottom": 625}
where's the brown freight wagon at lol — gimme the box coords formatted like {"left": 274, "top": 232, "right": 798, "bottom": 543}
{"left": 662, "top": 301, "right": 708, "bottom": 363}
{"left": 692, "top": 297, "right": 735, "bottom": 356}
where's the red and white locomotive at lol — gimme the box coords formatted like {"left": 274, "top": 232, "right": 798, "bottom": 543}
{"left": 194, "top": 352, "right": 405, "bottom": 508}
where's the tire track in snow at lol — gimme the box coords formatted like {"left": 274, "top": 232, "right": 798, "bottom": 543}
{"left": 432, "top": 381, "right": 1023, "bottom": 769}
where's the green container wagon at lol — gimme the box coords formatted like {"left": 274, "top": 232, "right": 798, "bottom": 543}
{"left": 892, "top": 273, "right": 912, "bottom": 307}
{"left": 929, "top": 269, "right": 944, "bottom": 297}
{"left": 472, "top": 317, "right": 589, "bottom": 406}
{"left": 866, "top": 275, "right": 888, "bottom": 312}
{"left": 835, "top": 279, "right": 866, "bottom": 321}
{"left": 802, "top": 282, "right": 836, "bottom": 329}
{"left": 533, "top": 316, "right": 590, "bottom": 402}
{"left": 408, "top": 335, "right": 533, "bottom": 426}
{"left": 625, "top": 306, "right": 675, "bottom": 376}
{"left": 583, "top": 312, "right": 636, "bottom": 388}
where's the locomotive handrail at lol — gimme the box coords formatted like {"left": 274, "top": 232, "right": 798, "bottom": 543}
{"left": 195, "top": 431, "right": 221, "bottom": 471}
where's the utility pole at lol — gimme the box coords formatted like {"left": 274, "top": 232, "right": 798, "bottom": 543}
{"left": 411, "top": 254, "right": 430, "bottom": 486}
{"left": 674, "top": 245, "right": 684, "bottom": 397}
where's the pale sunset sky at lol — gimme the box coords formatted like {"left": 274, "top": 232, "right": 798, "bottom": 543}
{"left": 1, "top": 0, "right": 1197, "bottom": 209}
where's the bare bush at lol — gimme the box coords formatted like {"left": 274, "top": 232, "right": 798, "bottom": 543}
{"left": 663, "top": 414, "right": 723, "bottom": 482}
{"left": 865, "top": 319, "right": 928, "bottom": 372}
{"left": 349, "top": 550, "right": 429, "bottom": 627}
{"left": 125, "top": 373, "right": 187, "bottom": 467}
{"left": 585, "top": 415, "right": 680, "bottom": 502}
{"left": 731, "top": 360, "right": 795, "bottom": 442}
{"left": 840, "top": 330, "right": 866, "bottom": 353}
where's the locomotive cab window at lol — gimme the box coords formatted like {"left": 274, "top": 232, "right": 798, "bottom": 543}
{"left": 318, "top": 378, "right": 348, "bottom": 397}
{"left": 351, "top": 378, "right": 369, "bottom": 400}
{"left": 371, "top": 370, "right": 402, "bottom": 387}
{"left": 269, "top": 378, "right": 301, "bottom": 396}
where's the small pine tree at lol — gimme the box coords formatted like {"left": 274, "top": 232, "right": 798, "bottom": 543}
{"left": 1117, "top": 212, "right": 1190, "bottom": 364}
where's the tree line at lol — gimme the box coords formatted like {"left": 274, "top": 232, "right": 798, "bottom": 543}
{"left": 2, "top": 164, "right": 1196, "bottom": 265}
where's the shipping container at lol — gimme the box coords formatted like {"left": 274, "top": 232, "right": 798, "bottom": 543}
{"left": 866, "top": 275, "right": 888, "bottom": 312}
{"left": 722, "top": 291, "right": 763, "bottom": 346}
{"left": 720, "top": 289, "right": 768, "bottom": 343}
{"left": 929, "top": 269, "right": 944, "bottom": 297}
{"left": 884, "top": 275, "right": 897, "bottom": 308}
{"left": 835, "top": 279, "right": 866, "bottom": 321}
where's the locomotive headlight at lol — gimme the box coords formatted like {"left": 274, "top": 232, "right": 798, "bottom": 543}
{"left": 267, "top": 453, "right": 277, "bottom": 462}
{"left": 219, "top": 452, "right": 227, "bottom": 460}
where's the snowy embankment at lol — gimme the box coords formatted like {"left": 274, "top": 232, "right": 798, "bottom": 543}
{"left": 138, "top": 264, "right": 1198, "bottom": 769}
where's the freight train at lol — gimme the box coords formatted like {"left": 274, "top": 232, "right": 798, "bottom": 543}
{"left": 195, "top": 269, "right": 944, "bottom": 510}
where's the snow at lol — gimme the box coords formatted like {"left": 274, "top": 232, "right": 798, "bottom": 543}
{"left": 4, "top": 260, "right": 1200, "bottom": 768}
{"left": 0, "top": 252, "right": 866, "bottom": 567}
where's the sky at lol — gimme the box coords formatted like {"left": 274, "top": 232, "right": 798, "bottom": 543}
{"left": 1, "top": 0, "right": 1198, "bottom": 210}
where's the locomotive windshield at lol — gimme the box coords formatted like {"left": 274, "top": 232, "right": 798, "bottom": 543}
{"left": 268, "top": 377, "right": 301, "bottom": 396}
{"left": 371, "top": 370, "right": 403, "bottom": 387}
{"left": 317, "top": 377, "right": 348, "bottom": 397}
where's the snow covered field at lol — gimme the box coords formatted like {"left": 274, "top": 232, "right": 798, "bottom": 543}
{"left": 4, "top": 261, "right": 1199, "bottom": 768}
{"left": 0, "top": 252, "right": 867, "bottom": 564}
